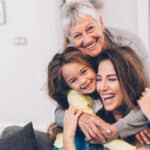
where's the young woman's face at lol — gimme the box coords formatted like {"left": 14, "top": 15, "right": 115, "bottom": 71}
{"left": 62, "top": 62, "right": 96, "bottom": 94}
{"left": 96, "top": 60, "right": 123, "bottom": 112}
{"left": 69, "top": 16, "right": 105, "bottom": 57}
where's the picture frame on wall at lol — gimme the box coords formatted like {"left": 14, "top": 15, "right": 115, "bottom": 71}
{"left": 0, "top": 0, "right": 6, "bottom": 25}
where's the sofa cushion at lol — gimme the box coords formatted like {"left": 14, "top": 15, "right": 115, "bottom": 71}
{"left": 0, "top": 123, "right": 53, "bottom": 150}
{"left": 0, "top": 122, "right": 37, "bottom": 150}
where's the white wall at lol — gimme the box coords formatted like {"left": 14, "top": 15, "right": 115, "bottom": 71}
{"left": 98, "top": 0, "right": 150, "bottom": 51}
{"left": 0, "top": 0, "right": 63, "bottom": 133}
{"left": 0, "top": 0, "right": 149, "bottom": 133}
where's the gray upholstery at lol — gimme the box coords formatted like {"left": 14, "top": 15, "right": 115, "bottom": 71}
{"left": 1, "top": 125, "right": 53, "bottom": 150}
{"left": 0, "top": 123, "right": 37, "bottom": 150}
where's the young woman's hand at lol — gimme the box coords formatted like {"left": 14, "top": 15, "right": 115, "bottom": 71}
{"left": 63, "top": 107, "right": 82, "bottom": 142}
{"left": 138, "top": 88, "right": 150, "bottom": 120}
{"left": 135, "top": 128, "right": 150, "bottom": 145}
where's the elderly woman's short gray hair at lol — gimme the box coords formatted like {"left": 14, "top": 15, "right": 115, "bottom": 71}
{"left": 61, "top": 0, "right": 99, "bottom": 36}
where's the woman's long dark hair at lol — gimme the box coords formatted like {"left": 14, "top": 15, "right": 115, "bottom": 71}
{"left": 97, "top": 47, "right": 148, "bottom": 112}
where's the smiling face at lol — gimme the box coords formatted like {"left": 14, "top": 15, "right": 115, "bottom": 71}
{"left": 62, "top": 62, "right": 96, "bottom": 94}
{"left": 96, "top": 60, "right": 123, "bottom": 112}
{"left": 69, "top": 16, "right": 106, "bottom": 57}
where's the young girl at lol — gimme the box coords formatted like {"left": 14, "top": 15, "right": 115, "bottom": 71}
{"left": 48, "top": 47, "right": 108, "bottom": 150}
{"left": 47, "top": 47, "right": 149, "bottom": 150}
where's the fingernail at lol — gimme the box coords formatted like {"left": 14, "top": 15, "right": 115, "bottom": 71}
{"left": 106, "top": 129, "right": 111, "bottom": 133}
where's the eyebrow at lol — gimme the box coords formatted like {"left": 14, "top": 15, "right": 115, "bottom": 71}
{"left": 72, "top": 23, "right": 93, "bottom": 35}
{"left": 97, "top": 74, "right": 117, "bottom": 77}
{"left": 107, "top": 74, "right": 117, "bottom": 77}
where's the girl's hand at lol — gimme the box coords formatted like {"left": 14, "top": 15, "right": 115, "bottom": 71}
{"left": 63, "top": 107, "right": 83, "bottom": 141}
{"left": 63, "top": 107, "right": 83, "bottom": 150}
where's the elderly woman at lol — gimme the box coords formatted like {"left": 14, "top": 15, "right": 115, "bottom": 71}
{"left": 55, "top": 0, "right": 150, "bottom": 145}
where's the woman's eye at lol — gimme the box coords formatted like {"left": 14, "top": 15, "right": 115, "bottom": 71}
{"left": 73, "top": 34, "right": 81, "bottom": 39}
{"left": 109, "top": 78, "right": 117, "bottom": 81}
{"left": 88, "top": 26, "right": 94, "bottom": 32}
{"left": 96, "top": 77, "right": 102, "bottom": 82}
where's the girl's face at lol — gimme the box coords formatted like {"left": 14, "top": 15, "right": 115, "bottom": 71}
{"left": 69, "top": 16, "right": 105, "bottom": 57}
{"left": 96, "top": 60, "right": 123, "bottom": 112}
{"left": 62, "top": 62, "right": 96, "bottom": 94}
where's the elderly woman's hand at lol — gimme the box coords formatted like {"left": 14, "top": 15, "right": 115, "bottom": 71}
{"left": 78, "top": 112, "right": 118, "bottom": 144}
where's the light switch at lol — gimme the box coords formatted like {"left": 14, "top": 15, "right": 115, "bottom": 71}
{"left": 14, "top": 36, "right": 28, "bottom": 46}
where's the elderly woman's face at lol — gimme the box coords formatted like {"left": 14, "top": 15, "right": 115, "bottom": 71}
{"left": 69, "top": 16, "right": 105, "bottom": 57}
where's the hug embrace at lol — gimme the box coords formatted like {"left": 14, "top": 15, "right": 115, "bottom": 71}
{"left": 47, "top": 1, "right": 150, "bottom": 150}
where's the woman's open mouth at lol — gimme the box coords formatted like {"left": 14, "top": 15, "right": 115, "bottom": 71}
{"left": 84, "top": 39, "right": 98, "bottom": 50}
{"left": 102, "top": 93, "right": 116, "bottom": 104}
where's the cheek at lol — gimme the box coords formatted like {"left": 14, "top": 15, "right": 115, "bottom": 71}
{"left": 94, "top": 26, "right": 104, "bottom": 36}
{"left": 99, "top": 33, "right": 105, "bottom": 43}
{"left": 72, "top": 39, "right": 82, "bottom": 47}
{"left": 96, "top": 82, "right": 101, "bottom": 93}
{"left": 68, "top": 82, "right": 77, "bottom": 90}
{"left": 92, "top": 73, "right": 96, "bottom": 82}
{"left": 116, "top": 85, "right": 123, "bottom": 103}
{"left": 118, "top": 90, "right": 123, "bottom": 103}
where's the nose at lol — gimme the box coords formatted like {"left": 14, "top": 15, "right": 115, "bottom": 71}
{"left": 79, "top": 76, "right": 86, "bottom": 87}
{"left": 97, "top": 80, "right": 109, "bottom": 94}
{"left": 83, "top": 33, "right": 92, "bottom": 45}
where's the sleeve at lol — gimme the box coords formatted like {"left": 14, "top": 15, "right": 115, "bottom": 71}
{"left": 104, "top": 139, "right": 135, "bottom": 150}
{"left": 113, "top": 109, "right": 149, "bottom": 138}
{"left": 112, "top": 27, "right": 150, "bottom": 85}
{"left": 55, "top": 90, "right": 94, "bottom": 128}
{"left": 126, "top": 30, "right": 150, "bottom": 85}
{"left": 55, "top": 106, "right": 65, "bottom": 127}
{"left": 67, "top": 90, "right": 94, "bottom": 114}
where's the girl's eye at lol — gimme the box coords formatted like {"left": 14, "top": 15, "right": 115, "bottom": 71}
{"left": 81, "top": 69, "right": 87, "bottom": 74}
{"left": 69, "top": 78, "right": 77, "bottom": 85}
{"left": 71, "top": 79, "right": 76, "bottom": 84}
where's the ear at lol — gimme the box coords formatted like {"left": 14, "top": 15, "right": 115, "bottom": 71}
{"left": 64, "top": 36, "right": 71, "bottom": 47}
{"left": 99, "top": 16, "right": 104, "bottom": 31}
